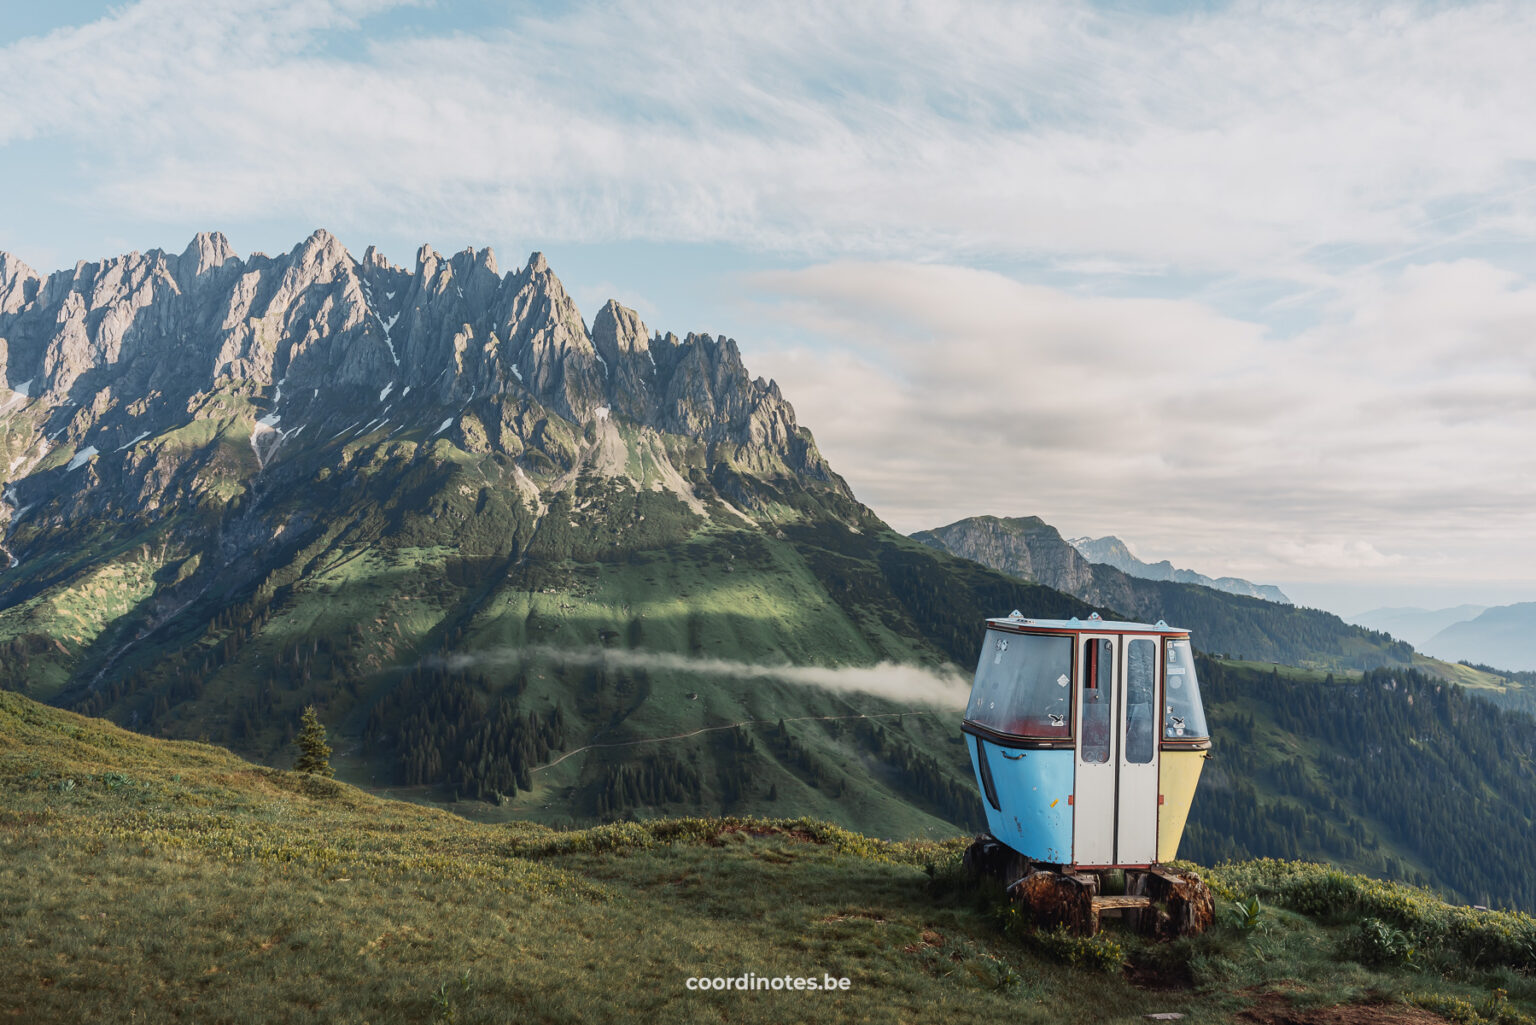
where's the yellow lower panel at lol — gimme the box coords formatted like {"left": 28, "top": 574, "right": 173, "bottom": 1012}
{"left": 1157, "top": 749, "right": 1206, "bottom": 863}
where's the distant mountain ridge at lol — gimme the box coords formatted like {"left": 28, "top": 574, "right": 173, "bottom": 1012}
{"left": 1345, "top": 605, "right": 1488, "bottom": 650}
{"left": 1345, "top": 603, "right": 1536, "bottom": 672}
{"left": 1066, "top": 534, "right": 1290, "bottom": 604}
{"left": 1426, "top": 602, "right": 1536, "bottom": 673}
{"left": 912, "top": 515, "right": 1412, "bottom": 670}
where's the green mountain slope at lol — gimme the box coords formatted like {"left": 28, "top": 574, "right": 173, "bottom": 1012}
{"left": 4, "top": 487, "right": 1099, "bottom": 837}
{"left": 6, "top": 690, "right": 1536, "bottom": 1025}
{"left": 913, "top": 515, "right": 1414, "bottom": 670}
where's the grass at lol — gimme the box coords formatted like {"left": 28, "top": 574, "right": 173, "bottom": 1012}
{"left": 4, "top": 690, "right": 1536, "bottom": 1024}
{"left": 1411, "top": 654, "right": 1525, "bottom": 694}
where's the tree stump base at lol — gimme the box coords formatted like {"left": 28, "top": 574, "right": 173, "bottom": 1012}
{"left": 1127, "top": 869, "right": 1215, "bottom": 940}
{"left": 961, "top": 836, "right": 1215, "bottom": 939}
{"left": 1014, "top": 869, "right": 1097, "bottom": 935}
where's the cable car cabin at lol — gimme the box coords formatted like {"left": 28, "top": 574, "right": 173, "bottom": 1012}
{"left": 962, "top": 612, "right": 1210, "bottom": 870}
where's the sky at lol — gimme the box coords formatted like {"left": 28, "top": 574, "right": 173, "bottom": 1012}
{"left": 1, "top": 0, "right": 1534, "bottom": 615}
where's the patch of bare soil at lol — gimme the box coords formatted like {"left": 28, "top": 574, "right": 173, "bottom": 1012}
{"left": 1124, "top": 960, "right": 1194, "bottom": 991}
{"left": 1239, "top": 992, "right": 1449, "bottom": 1024}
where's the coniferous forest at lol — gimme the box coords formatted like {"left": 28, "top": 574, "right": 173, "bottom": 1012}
{"left": 1185, "top": 658, "right": 1536, "bottom": 910}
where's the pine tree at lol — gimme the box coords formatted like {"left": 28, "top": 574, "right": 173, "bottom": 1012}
{"left": 294, "top": 705, "right": 334, "bottom": 777}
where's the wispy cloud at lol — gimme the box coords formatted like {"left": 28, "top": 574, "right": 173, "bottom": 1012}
{"left": 434, "top": 645, "right": 971, "bottom": 711}
{"left": 3, "top": 0, "right": 1535, "bottom": 286}
{"left": 3, "top": 0, "right": 1534, "bottom": 602}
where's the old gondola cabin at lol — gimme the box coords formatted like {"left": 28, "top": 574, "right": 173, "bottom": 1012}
{"left": 962, "top": 612, "right": 1210, "bottom": 870}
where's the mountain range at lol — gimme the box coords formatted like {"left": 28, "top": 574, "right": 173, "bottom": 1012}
{"left": 1422, "top": 602, "right": 1536, "bottom": 672}
{"left": 1345, "top": 605, "right": 1490, "bottom": 650}
{"left": 0, "top": 230, "right": 1110, "bottom": 837}
{"left": 910, "top": 515, "right": 1410, "bottom": 669}
{"left": 1066, "top": 534, "right": 1290, "bottom": 603}
{"left": 1346, "top": 603, "right": 1536, "bottom": 672}
{"left": 0, "top": 230, "right": 1469, "bottom": 851}
{"left": 8, "top": 230, "right": 1536, "bottom": 926}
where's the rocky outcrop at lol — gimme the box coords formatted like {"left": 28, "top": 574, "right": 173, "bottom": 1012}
{"left": 914, "top": 516, "right": 1098, "bottom": 596}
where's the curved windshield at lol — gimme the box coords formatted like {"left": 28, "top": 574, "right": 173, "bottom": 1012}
{"left": 966, "top": 630, "right": 1072, "bottom": 739}
{"left": 1163, "top": 638, "right": 1209, "bottom": 740}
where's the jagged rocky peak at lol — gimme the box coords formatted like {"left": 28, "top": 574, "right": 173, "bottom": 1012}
{"left": 179, "top": 231, "right": 236, "bottom": 277}
{"left": 0, "top": 231, "right": 847, "bottom": 476}
{"left": 360, "top": 244, "right": 389, "bottom": 271}
{"left": 491, "top": 250, "right": 604, "bottom": 421}
{"left": 292, "top": 228, "right": 352, "bottom": 278}
{"left": 449, "top": 246, "right": 501, "bottom": 309}
{"left": 590, "top": 300, "right": 655, "bottom": 421}
{"left": 0, "top": 252, "right": 41, "bottom": 316}
{"left": 592, "top": 300, "right": 650, "bottom": 362}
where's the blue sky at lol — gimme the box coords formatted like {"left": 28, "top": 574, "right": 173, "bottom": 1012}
{"left": 2, "top": 0, "right": 1535, "bottom": 613}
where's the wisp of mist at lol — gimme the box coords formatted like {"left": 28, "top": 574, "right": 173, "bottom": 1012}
{"left": 434, "top": 646, "right": 972, "bottom": 711}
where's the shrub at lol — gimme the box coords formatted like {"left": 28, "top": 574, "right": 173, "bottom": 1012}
{"left": 1344, "top": 917, "right": 1417, "bottom": 969}
{"left": 996, "top": 907, "right": 1124, "bottom": 973}
{"left": 1212, "top": 859, "right": 1536, "bottom": 972}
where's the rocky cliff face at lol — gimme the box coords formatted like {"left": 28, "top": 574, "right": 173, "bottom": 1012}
{"left": 0, "top": 230, "right": 855, "bottom": 559}
{"left": 912, "top": 516, "right": 1098, "bottom": 597}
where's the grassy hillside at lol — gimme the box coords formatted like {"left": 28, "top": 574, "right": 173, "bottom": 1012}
{"left": 5, "top": 690, "right": 1536, "bottom": 1025}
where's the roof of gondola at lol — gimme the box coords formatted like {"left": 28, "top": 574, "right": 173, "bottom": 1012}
{"left": 984, "top": 612, "right": 1190, "bottom": 634}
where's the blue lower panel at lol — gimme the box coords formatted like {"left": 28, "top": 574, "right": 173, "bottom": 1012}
{"left": 969, "top": 736, "right": 1074, "bottom": 864}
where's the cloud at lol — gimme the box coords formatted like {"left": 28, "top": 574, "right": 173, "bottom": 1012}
{"left": 434, "top": 645, "right": 971, "bottom": 712}
{"left": 3, "top": 0, "right": 1533, "bottom": 602}
{"left": 4, "top": 0, "right": 1536, "bottom": 283}
{"left": 742, "top": 258, "right": 1536, "bottom": 585}
{"left": 1266, "top": 540, "right": 1404, "bottom": 571}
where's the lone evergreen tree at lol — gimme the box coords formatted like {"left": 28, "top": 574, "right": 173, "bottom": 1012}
{"left": 294, "top": 705, "right": 334, "bottom": 777}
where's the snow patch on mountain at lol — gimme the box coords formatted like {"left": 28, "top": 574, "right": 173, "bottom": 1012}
{"left": 66, "top": 446, "right": 99, "bottom": 471}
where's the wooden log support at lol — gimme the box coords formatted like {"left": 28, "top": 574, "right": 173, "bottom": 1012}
{"left": 1129, "top": 870, "right": 1215, "bottom": 939}
{"left": 962, "top": 835, "right": 1033, "bottom": 889}
{"left": 962, "top": 837, "right": 1214, "bottom": 940}
{"left": 1014, "top": 870, "right": 1097, "bottom": 936}
{"left": 1092, "top": 896, "right": 1153, "bottom": 910}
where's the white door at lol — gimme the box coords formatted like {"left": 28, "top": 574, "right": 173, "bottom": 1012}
{"left": 1116, "top": 637, "right": 1161, "bottom": 864}
{"left": 1074, "top": 634, "right": 1162, "bottom": 866}
{"left": 1073, "top": 635, "right": 1117, "bottom": 864}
